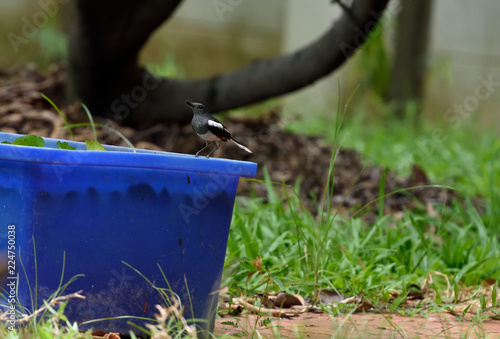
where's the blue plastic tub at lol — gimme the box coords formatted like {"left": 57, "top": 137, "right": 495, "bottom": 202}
{"left": 0, "top": 132, "right": 256, "bottom": 335}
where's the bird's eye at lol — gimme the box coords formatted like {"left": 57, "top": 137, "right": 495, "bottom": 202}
{"left": 197, "top": 105, "right": 203, "bottom": 109}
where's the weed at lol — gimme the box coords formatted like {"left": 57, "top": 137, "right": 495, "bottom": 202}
{"left": 224, "top": 87, "right": 500, "bottom": 338}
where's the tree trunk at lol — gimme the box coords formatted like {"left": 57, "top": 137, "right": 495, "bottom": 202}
{"left": 68, "top": 0, "right": 390, "bottom": 125}
{"left": 67, "top": 0, "right": 184, "bottom": 122}
{"left": 388, "top": 0, "right": 433, "bottom": 118}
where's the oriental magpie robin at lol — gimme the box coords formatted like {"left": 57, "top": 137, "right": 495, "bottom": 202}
{"left": 186, "top": 101, "right": 252, "bottom": 158}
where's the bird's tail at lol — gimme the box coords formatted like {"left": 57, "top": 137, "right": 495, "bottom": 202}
{"left": 230, "top": 138, "right": 252, "bottom": 154}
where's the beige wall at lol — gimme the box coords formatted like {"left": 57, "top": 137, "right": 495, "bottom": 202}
{"left": 140, "top": 0, "right": 284, "bottom": 78}
{"left": 426, "top": 0, "right": 500, "bottom": 126}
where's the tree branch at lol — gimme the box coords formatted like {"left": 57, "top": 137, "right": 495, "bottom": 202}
{"left": 136, "top": 0, "right": 390, "bottom": 123}
{"left": 68, "top": 0, "right": 390, "bottom": 125}
{"left": 67, "top": 0, "right": 183, "bottom": 108}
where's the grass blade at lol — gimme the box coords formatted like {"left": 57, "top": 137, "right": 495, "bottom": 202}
{"left": 81, "top": 103, "right": 98, "bottom": 142}
{"left": 41, "top": 94, "right": 74, "bottom": 139}
{"left": 63, "top": 122, "right": 135, "bottom": 149}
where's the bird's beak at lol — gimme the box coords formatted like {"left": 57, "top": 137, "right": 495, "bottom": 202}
{"left": 185, "top": 101, "right": 194, "bottom": 107}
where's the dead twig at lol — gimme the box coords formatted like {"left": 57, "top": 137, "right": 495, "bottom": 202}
{"left": 0, "top": 291, "right": 86, "bottom": 324}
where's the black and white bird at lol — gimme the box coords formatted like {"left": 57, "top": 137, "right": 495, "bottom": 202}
{"left": 186, "top": 101, "right": 252, "bottom": 158}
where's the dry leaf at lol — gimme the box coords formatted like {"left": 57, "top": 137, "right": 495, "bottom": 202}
{"left": 273, "top": 292, "right": 305, "bottom": 308}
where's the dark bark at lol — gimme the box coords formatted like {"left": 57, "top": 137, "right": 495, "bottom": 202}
{"left": 388, "top": 0, "right": 433, "bottom": 118}
{"left": 68, "top": 0, "right": 390, "bottom": 125}
{"left": 67, "top": 0, "right": 184, "bottom": 120}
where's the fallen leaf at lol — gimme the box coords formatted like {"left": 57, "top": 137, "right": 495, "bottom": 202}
{"left": 273, "top": 292, "right": 305, "bottom": 308}
{"left": 356, "top": 301, "right": 373, "bottom": 312}
{"left": 482, "top": 278, "right": 496, "bottom": 287}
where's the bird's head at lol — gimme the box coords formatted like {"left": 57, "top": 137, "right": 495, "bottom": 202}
{"left": 185, "top": 101, "right": 209, "bottom": 116}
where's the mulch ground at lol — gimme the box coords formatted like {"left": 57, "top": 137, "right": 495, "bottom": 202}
{"left": 0, "top": 62, "right": 454, "bottom": 214}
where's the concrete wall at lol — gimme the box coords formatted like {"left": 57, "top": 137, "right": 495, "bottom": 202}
{"left": 278, "top": 0, "right": 500, "bottom": 123}
{"left": 426, "top": 0, "right": 500, "bottom": 126}
{"left": 280, "top": 0, "right": 343, "bottom": 115}
{"left": 140, "top": 0, "right": 285, "bottom": 78}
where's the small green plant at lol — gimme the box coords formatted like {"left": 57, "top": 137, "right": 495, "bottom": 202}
{"left": 1, "top": 134, "right": 106, "bottom": 151}
{"left": 1, "top": 134, "right": 44, "bottom": 147}
{"left": 42, "top": 94, "right": 74, "bottom": 139}
{"left": 57, "top": 141, "right": 76, "bottom": 150}
{"left": 1, "top": 95, "right": 137, "bottom": 151}
{"left": 62, "top": 122, "right": 135, "bottom": 149}
{"left": 84, "top": 140, "right": 106, "bottom": 151}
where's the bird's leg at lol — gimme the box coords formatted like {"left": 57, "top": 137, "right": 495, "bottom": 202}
{"left": 206, "top": 140, "right": 220, "bottom": 158}
{"left": 195, "top": 141, "right": 210, "bottom": 157}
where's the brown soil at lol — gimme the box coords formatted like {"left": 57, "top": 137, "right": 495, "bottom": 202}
{"left": 215, "top": 312, "right": 500, "bottom": 338}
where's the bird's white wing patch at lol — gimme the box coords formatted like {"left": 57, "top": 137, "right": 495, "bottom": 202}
{"left": 208, "top": 119, "right": 227, "bottom": 131}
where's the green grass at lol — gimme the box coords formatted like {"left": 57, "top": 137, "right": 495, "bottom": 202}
{"left": 339, "top": 111, "right": 500, "bottom": 195}
{"left": 3, "top": 99, "right": 499, "bottom": 338}
{"left": 339, "top": 109, "right": 500, "bottom": 231}
{"left": 287, "top": 103, "right": 500, "bottom": 226}
{"left": 229, "top": 96, "right": 500, "bottom": 291}
{"left": 224, "top": 178, "right": 500, "bottom": 297}
{"left": 222, "top": 102, "right": 500, "bottom": 336}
